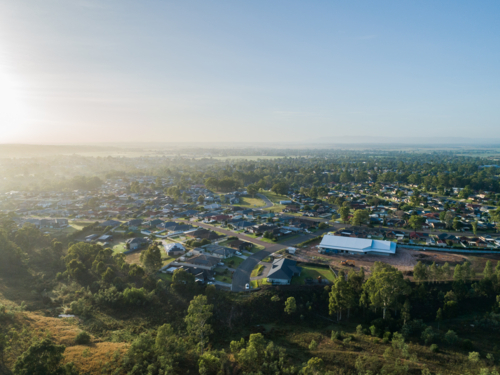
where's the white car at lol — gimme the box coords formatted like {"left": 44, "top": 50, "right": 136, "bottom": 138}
{"left": 245, "top": 283, "right": 250, "bottom": 290}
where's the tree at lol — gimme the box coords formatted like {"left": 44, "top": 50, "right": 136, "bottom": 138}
{"left": 140, "top": 243, "right": 162, "bottom": 273}
{"left": 408, "top": 215, "right": 425, "bottom": 231}
{"left": 350, "top": 209, "right": 369, "bottom": 226}
{"left": 13, "top": 339, "right": 78, "bottom": 375}
{"left": 436, "top": 308, "right": 443, "bottom": 331}
{"left": 362, "top": 262, "right": 411, "bottom": 319}
{"left": 284, "top": 297, "right": 297, "bottom": 315}
{"left": 271, "top": 182, "right": 288, "bottom": 195}
{"left": 247, "top": 184, "right": 258, "bottom": 197}
{"left": 444, "top": 211, "right": 455, "bottom": 229}
{"left": 484, "top": 260, "right": 494, "bottom": 280}
{"left": 339, "top": 206, "right": 350, "bottom": 224}
{"left": 329, "top": 270, "right": 356, "bottom": 321}
{"left": 301, "top": 357, "right": 324, "bottom": 375}
{"left": 402, "top": 299, "right": 411, "bottom": 325}
{"left": 185, "top": 295, "right": 213, "bottom": 355}
{"left": 172, "top": 268, "right": 195, "bottom": 285}
{"left": 452, "top": 218, "right": 462, "bottom": 232}
{"left": 472, "top": 220, "right": 478, "bottom": 236}
{"left": 413, "top": 261, "right": 428, "bottom": 283}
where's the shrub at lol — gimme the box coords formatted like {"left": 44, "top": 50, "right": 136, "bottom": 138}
{"left": 356, "top": 325, "right": 363, "bottom": 335}
{"left": 309, "top": 340, "right": 318, "bottom": 350}
{"left": 421, "top": 326, "right": 437, "bottom": 345}
{"left": 445, "top": 330, "right": 459, "bottom": 346}
{"left": 331, "top": 331, "right": 340, "bottom": 340}
{"left": 369, "top": 325, "right": 378, "bottom": 337}
{"left": 75, "top": 331, "right": 91, "bottom": 345}
{"left": 469, "top": 351, "right": 480, "bottom": 363}
{"left": 343, "top": 337, "right": 352, "bottom": 344}
{"left": 430, "top": 344, "right": 439, "bottom": 353}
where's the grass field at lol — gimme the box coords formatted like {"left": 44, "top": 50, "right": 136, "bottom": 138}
{"left": 291, "top": 265, "right": 336, "bottom": 285}
{"left": 224, "top": 256, "right": 245, "bottom": 268}
{"left": 250, "top": 278, "right": 272, "bottom": 288}
{"left": 112, "top": 242, "right": 128, "bottom": 254}
{"left": 234, "top": 197, "right": 266, "bottom": 207}
{"left": 251, "top": 264, "right": 264, "bottom": 277}
{"left": 215, "top": 274, "right": 232, "bottom": 283}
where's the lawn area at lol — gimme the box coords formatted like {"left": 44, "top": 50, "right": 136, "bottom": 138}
{"left": 247, "top": 244, "right": 265, "bottom": 253}
{"left": 157, "top": 273, "right": 173, "bottom": 282}
{"left": 112, "top": 242, "right": 128, "bottom": 254}
{"left": 162, "top": 256, "right": 177, "bottom": 266}
{"left": 215, "top": 274, "right": 232, "bottom": 283}
{"left": 260, "top": 190, "right": 290, "bottom": 203}
{"left": 234, "top": 197, "right": 266, "bottom": 207}
{"left": 291, "top": 265, "right": 336, "bottom": 285}
{"left": 245, "top": 233, "right": 276, "bottom": 244}
{"left": 277, "top": 234, "right": 301, "bottom": 243}
{"left": 251, "top": 264, "right": 264, "bottom": 277}
{"left": 250, "top": 278, "right": 272, "bottom": 288}
{"left": 223, "top": 256, "right": 245, "bottom": 268}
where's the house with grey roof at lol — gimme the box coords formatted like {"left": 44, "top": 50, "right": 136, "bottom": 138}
{"left": 266, "top": 258, "right": 302, "bottom": 285}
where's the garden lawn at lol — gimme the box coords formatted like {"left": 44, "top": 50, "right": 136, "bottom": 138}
{"left": 234, "top": 197, "right": 266, "bottom": 207}
{"left": 250, "top": 279, "right": 272, "bottom": 288}
{"left": 251, "top": 264, "right": 264, "bottom": 278}
{"left": 291, "top": 265, "right": 336, "bottom": 285}
{"left": 215, "top": 274, "right": 232, "bottom": 283}
{"left": 112, "top": 243, "right": 128, "bottom": 254}
{"left": 223, "top": 256, "right": 245, "bottom": 268}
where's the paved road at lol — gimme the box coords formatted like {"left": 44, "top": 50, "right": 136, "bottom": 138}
{"left": 256, "top": 193, "right": 274, "bottom": 210}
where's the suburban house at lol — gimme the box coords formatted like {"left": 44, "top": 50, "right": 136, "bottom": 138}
{"left": 179, "top": 255, "right": 220, "bottom": 270}
{"left": 319, "top": 235, "right": 396, "bottom": 256}
{"left": 266, "top": 258, "right": 302, "bottom": 285}
{"left": 228, "top": 239, "right": 253, "bottom": 251}
{"left": 203, "top": 244, "right": 237, "bottom": 259}
{"left": 99, "top": 220, "right": 121, "bottom": 227}
{"left": 164, "top": 243, "right": 185, "bottom": 256}
{"left": 186, "top": 228, "right": 222, "bottom": 241}
{"left": 126, "top": 237, "right": 150, "bottom": 251}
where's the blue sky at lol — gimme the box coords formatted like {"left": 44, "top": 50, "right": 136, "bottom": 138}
{"left": 0, "top": 1, "right": 499, "bottom": 143}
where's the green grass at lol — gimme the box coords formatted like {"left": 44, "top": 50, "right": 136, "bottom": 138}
{"left": 248, "top": 244, "right": 266, "bottom": 253}
{"left": 215, "top": 274, "right": 232, "bottom": 283}
{"left": 251, "top": 264, "right": 264, "bottom": 278}
{"left": 250, "top": 278, "right": 272, "bottom": 288}
{"left": 223, "top": 256, "right": 245, "bottom": 268}
{"left": 112, "top": 243, "right": 128, "bottom": 254}
{"left": 157, "top": 273, "right": 173, "bottom": 282}
{"left": 234, "top": 197, "right": 266, "bottom": 207}
{"left": 291, "top": 265, "right": 336, "bottom": 285}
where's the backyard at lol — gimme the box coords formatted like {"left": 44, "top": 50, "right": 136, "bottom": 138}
{"left": 223, "top": 256, "right": 245, "bottom": 268}
{"left": 291, "top": 264, "right": 336, "bottom": 285}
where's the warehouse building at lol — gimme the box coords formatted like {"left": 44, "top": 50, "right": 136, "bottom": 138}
{"left": 319, "top": 235, "right": 396, "bottom": 256}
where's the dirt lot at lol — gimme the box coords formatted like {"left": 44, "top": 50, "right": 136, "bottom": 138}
{"left": 292, "top": 244, "right": 500, "bottom": 276}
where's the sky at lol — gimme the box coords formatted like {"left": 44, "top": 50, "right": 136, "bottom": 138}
{"left": 1, "top": 1, "right": 500, "bottom": 144}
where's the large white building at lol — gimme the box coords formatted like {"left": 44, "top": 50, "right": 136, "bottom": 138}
{"left": 319, "top": 235, "right": 396, "bottom": 256}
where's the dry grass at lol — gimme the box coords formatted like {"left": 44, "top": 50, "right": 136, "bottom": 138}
{"left": 63, "top": 342, "right": 128, "bottom": 374}
{"left": 1, "top": 303, "right": 129, "bottom": 374}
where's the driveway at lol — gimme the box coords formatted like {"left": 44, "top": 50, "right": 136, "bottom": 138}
{"left": 256, "top": 193, "right": 274, "bottom": 210}
{"left": 232, "top": 243, "right": 284, "bottom": 292}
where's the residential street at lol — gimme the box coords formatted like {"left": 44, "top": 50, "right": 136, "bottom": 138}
{"left": 192, "top": 221, "right": 332, "bottom": 291}
{"left": 256, "top": 193, "right": 274, "bottom": 209}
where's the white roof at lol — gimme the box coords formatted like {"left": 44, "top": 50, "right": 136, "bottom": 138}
{"left": 164, "top": 242, "right": 185, "bottom": 251}
{"left": 319, "top": 235, "right": 396, "bottom": 254}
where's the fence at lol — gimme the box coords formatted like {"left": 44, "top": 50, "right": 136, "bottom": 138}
{"left": 398, "top": 244, "right": 500, "bottom": 254}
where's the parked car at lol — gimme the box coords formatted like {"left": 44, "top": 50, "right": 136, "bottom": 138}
{"left": 245, "top": 283, "right": 250, "bottom": 290}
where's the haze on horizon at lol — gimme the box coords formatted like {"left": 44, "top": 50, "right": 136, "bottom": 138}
{"left": 1, "top": 1, "right": 500, "bottom": 145}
